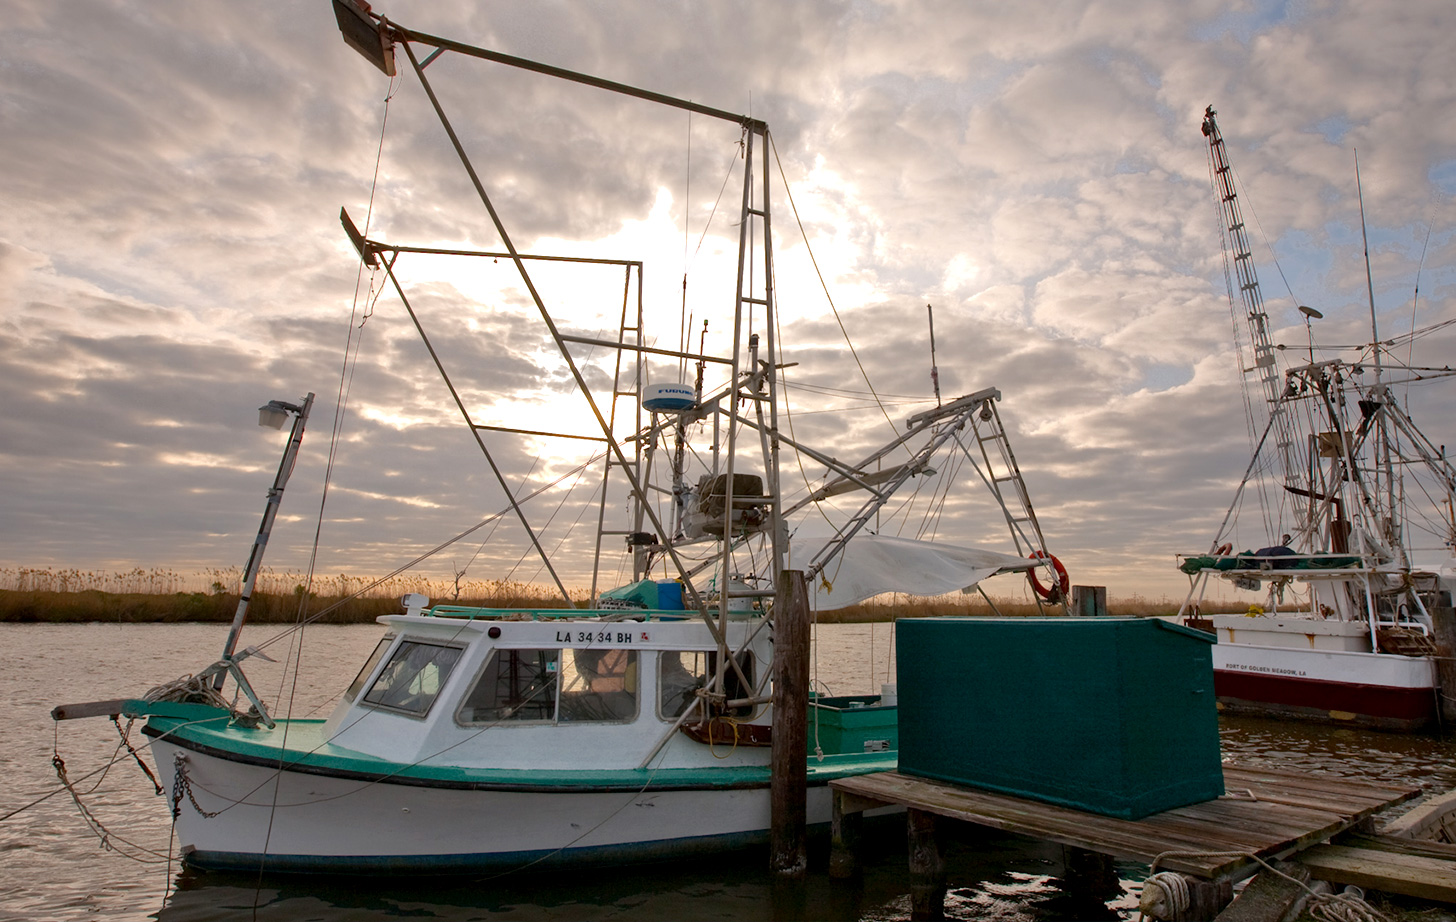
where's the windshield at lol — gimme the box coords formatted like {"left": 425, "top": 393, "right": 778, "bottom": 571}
{"left": 345, "top": 634, "right": 396, "bottom": 702}
{"left": 361, "top": 640, "right": 463, "bottom": 716}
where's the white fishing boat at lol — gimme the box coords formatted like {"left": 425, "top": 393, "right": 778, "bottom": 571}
{"left": 1176, "top": 107, "right": 1456, "bottom": 731}
{"left": 54, "top": 3, "right": 1068, "bottom": 873}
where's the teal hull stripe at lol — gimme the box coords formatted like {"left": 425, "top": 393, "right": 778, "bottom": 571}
{"left": 144, "top": 718, "right": 894, "bottom": 792}
{"left": 184, "top": 828, "right": 793, "bottom": 874}
{"left": 153, "top": 727, "right": 773, "bottom": 792}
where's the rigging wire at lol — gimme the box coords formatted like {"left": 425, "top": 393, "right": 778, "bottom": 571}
{"left": 242, "top": 449, "right": 607, "bottom": 658}
{"left": 1228, "top": 160, "right": 1304, "bottom": 307}
{"left": 680, "top": 110, "right": 691, "bottom": 381}
{"left": 787, "top": 400, "right": 931, "bottom": 417}
{"left": 679, "top": 128, "right": 749, "bottom": 386}
{"left": 518, "top": 455, "right": 602, "bottom": 588}
{"left": 772, "top": 290, "right": 839, "bottom": 537}
{"left": 785, "top": 381, "right": 927, "bottom": 401}
{"left": 768, "top": 133, "right": 908, "bottom": 456}
{"left": 253, "top": 70, "right": 403, "bottom": 911}
{"left": 1403, "top": 212, "right": 1436, "bottom": 408}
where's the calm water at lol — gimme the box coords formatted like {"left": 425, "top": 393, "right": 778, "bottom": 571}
{"left": 3, "top": 621, "right": 1455, "bottom": 922}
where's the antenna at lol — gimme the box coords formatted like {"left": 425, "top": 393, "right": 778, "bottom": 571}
{"left": 1355, "top": 150, "right": 1402, "bottom": 556}
{"left": 1355, "top": 150, "right": 1383, "bottom": 385}
{"left": 927, "top": 303, "right": 942, "bottom": 407}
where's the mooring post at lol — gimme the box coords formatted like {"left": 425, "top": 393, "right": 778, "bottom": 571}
{"left": 1062, "top": 845, "right": 1121, "bottom": 904}
{"left": 1431, "top": 603, "right": 1456, "bottom": 725}
{"left": 1142, "top": 872, "right": 1233, "bottom": 922}
{"left": 829, "top": 789, "right": 864, "bottom": 879}
{"left": 770, "top": 568, "right": 809, "bottom": 878}
{"left": 908, "top": 808, "right": 946, "bottom": 920}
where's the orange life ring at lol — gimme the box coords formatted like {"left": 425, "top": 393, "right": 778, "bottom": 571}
{"left": 1027, "top": 551, "right": 1070, "bottom": 601}
{"left": 1214, "top": 542, "right": 1233, "bottom": 556}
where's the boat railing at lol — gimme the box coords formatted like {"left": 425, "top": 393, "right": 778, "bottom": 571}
{"left": 1178, "top": 551, "right": 1375, "bottom": 576}
{"left": 422, "top": 605, "right": 700, "bottom": 622}
{"left": 1372, "top": 617, "right": 1432, "bottom": 635}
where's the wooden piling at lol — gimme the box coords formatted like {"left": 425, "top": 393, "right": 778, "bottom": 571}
{"left": 829, "top": 789, "right": 864, "bottom": 879}
{"left": 908, "top": 808, "right": 947, "bottom": 920}
{"left": 770, "top": 569, "right": 809, "bottom": 878}
{"left": 1431, "top": 603, "right": 1456, "bottom": 725}
{"left": 1069, "top": 585, "right": 1108, "bottom": 617}
{"left": 1062, "top": 845, "right": 1121, "bottom": 903}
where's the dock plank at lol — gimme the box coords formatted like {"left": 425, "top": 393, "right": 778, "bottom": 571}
{"left": 831, "top": 763, "right": 1420, "bottom": 880}
{"left": 1223, "top": 767, "right": 1415, "bottom": 808}
{"left": 1337, "top": 833, "right": 1456, "bottom": 863}
{"left": 1297, "top": 844, "right": 1456, "bottom": 903}
{"left": 833, "top": 773, "right": 1232, "bottom": 872}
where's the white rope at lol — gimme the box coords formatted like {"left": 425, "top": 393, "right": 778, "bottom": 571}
{"left": 1138, "top": 871, "right": 1189, "bottom": 920}
{"left": 1136, "top": 850, "right": 1392, "bottom": 922}
{"left": 143, "top": 674, "right": 231, "bottom": 710}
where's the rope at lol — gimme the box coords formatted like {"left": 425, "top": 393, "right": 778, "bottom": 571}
{"left": 143, "top": 673, "right": 232, "bottom": 709}
{"left": 1136, "top": 849, "right": 1391, "bottom": 922}
{"left": 1139, "top": 871, "right": 1189, "bottom": 920}
{"left": 50, "top": 753, "right": 171, "bottom": 864}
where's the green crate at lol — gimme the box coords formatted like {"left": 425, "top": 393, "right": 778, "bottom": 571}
{"left": 896, "top": 617, "right": 1222, "bottom": 819}
{"left": 809, "top": 695, "right": 898, "bottom": 755}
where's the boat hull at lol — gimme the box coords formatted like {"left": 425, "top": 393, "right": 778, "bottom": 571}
{"left": 1211, "top": 641, "right": 1437, "bottom": 731}
{"left": 151, "top": 735, "right": 855, "bottom": 873}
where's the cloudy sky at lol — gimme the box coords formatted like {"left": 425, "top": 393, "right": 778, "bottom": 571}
{"left": 3, "top": 0, "right": 1454, "bottom": 603}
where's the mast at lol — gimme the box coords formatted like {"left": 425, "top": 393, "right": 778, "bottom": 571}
{"left": 927, "top": 303, "right": 942, "bottom": 407}
{"left": 1355, "top": 152, "right": 1402, "bottom": 559}
{"left": 216, "top": 393, "right": 314, "bottom": 688}
{"left": 334, "top": 0, "right": 775, "bottom": 692}
{"left": 1201, "top": 106, "right": 1305, "bottom": 540}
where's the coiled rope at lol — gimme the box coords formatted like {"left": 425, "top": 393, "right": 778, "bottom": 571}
{"left": 1137, "top": 850, "right": 1391, "bottom": 922}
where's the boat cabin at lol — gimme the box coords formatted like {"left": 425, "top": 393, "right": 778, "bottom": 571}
{"left": 320, "top": 599, "right": 776, "bottom": 771}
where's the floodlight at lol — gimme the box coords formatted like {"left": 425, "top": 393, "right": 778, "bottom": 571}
{"left": 258, "top": 401, "right": 295, "bottom": 430}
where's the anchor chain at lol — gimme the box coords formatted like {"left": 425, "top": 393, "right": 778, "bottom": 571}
{"left": 170, "top": 754, "right": 220, "bottom": 819}
{"left": 112, "top": 715, "right": 163, "bottom": 796}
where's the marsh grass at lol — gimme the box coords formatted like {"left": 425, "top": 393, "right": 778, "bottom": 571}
{"left": 0, "top": 566, "right": 577, "bottom": 624}
{"left": 0, "top": 567, "right": 1238, "bottom": 623}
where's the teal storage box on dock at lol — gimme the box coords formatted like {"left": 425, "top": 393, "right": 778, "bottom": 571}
{"left": 895, "top": 617, "right": 1222, "bottom": 819}
{"left": 809, "top": 695, "right": 898, "bottom": 755}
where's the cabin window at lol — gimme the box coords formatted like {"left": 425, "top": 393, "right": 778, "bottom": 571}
{"left": 457, "top": 647, "right": 639, "bottom": 725}
{"left": 361, "top": 640, "right": 463, "bottom": 716}
{"left": 345, "top": 634, "right": 396, "bottom": 702}
{"left": 658, "top": 651, "right": 754, "bottom": 719}
{"left": 458, "top": 649, "right": 560, "bottom": 723}
{"left": 559, "top": 648, "right": 638, "bottom": 722}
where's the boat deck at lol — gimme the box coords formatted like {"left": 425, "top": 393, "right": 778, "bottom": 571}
{"left": 830, "top": 763, "right": 1419, "bottom": 879}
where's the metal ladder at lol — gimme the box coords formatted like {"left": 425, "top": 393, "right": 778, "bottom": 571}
{"left": 962, "top": 398, "right": 1061, "bottom": 606}
{"left": 588, "top": 264, "right": 647, "bottom": 602}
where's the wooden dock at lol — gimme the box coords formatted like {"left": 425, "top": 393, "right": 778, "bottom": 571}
{"left": 1299, "top": 834, "right": 1456, "bottom": 903}
{"left": 830, "top": 763, "right": 1428, "bottom": 919}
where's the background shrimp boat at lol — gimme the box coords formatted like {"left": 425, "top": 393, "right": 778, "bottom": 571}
{"left": 1177, "top": 108, "right": 1456, "bottom": 731}
{"left": 55, "top": 2, "right": 1068, "bottom": 873}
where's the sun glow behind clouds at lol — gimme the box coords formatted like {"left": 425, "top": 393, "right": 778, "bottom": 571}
{"left": 158, "top": 452, "right": 264, "bottom": 473}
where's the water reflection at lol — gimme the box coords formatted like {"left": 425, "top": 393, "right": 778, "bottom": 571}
{"left": 1219, "top": 713, "right": 1456, "bottom": 797}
